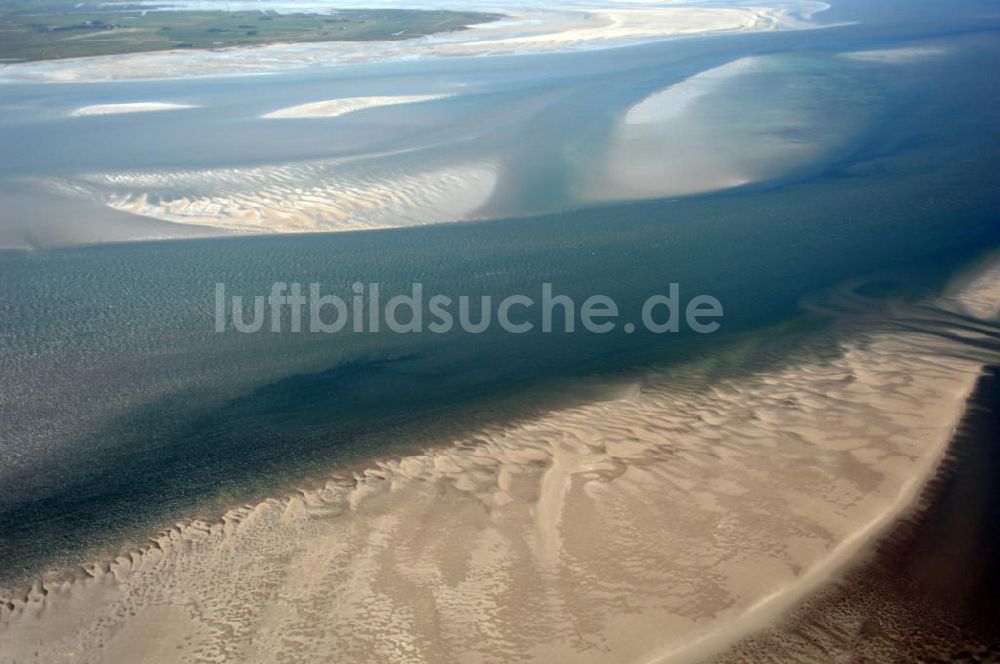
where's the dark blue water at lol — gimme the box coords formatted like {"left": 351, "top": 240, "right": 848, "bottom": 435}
{"left": 0, "top": 2, "right": 999, "bottom": 585}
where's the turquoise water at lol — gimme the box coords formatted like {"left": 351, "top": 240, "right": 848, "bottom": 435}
{"left": 1, "top": 4, "right": 999, "bottom": 584}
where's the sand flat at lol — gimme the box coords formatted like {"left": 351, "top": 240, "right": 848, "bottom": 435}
{"left": 2, "top": 267, "right": 997, "bottom": 663}
{"left": 63, "top": 159, "right": 499, "bottom": 233}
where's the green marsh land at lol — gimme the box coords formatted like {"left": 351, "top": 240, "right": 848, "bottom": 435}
{"left": 0, "top": 1, "right": 499, "bottom": 61}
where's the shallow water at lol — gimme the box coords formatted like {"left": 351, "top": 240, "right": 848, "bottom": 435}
{"left": 0, "top": 0, "right": 999, "bottom": 618}
{"left": 1, "top": 3, "right": 996, "bottom": 242}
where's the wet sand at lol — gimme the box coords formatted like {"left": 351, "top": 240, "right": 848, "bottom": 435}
{"left": 83, "top": 160, "right": 500, "bottom": 233}
{"left": 0, "top": 293, "right": 993, "bottom": 662}
{"left": 715, "top": 366, "right": 1000, "bottom": 662}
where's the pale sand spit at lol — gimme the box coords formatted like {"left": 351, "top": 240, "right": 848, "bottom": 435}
{"left": 262, "top": 95, "right": 453, "bottom": 119}
{"left": 578, "top": 55, "right": 839, "bottom": 202}
{"left": 69, "top": 102, "right": 197, "bottom": 117}
{"left": 623, "top": 58, "right": 760, "bottom": 125}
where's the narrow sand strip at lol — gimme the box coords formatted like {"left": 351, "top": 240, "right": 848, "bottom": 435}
{"left": 262, "top": 95, "right": 452, "bottom": 119}
{"left": 69, "top": 102, "right": 197, "bottom": 117}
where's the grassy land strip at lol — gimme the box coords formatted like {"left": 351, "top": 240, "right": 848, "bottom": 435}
{"left": 0, "top": 1, "right": 500, "bottom": 62}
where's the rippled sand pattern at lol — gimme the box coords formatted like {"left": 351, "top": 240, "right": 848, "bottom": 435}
{"left": 0, "top": 320, "right": 986, "bottom": 663}
{"left": 58, "top": 161, "right": 498, "bottom": 233}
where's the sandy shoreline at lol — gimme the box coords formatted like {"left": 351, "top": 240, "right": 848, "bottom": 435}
{"left": 2, "top": 261, "right": 997, "bottom": 662}
{"left": 710, "top": 258, "right": 1000, "bottom": 661}
{"left": 715, "top": 366, "right": 1000, "bottom": 662}
{"left": 0, "top": 1, "right": 830, "bottom": 84}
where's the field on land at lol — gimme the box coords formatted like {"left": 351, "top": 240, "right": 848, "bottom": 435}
{"left": 0, "top": 1, "right": 498, "bottom": 61}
